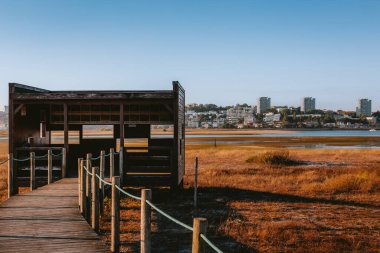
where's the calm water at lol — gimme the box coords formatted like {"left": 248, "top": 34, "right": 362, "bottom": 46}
{"left": 183, "top": 130, "right": 380, "bottom": 138}
{"left": 1, "top": 130, "right": 379, "bottom": 149}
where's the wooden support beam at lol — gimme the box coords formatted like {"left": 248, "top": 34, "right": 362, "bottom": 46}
{"left": 14, "top": 104, "right": 24, "bottom": 115}
{"left": 119, "top": 147, "right": 124, "bottom": 185}
{"left": 48, "top": 149, "right": 53, "bottom": 184}
{"left": 192, "top": 218, "right": 208, "bottom": 253}
{"left": 80, "top": 159, "right": 86, "bottom": 215}
{"left": 30, "top": 152, "right": 36, "bottom": 190}
{"left": 62, "top": 147, "right": 66, "bottom": 178}
{"left": 78, "top": 158, "right": 83, "bottom": 209}
{"left": 110, "top": 148, "right": 115, "bottom": 179}
{"left": 91, "top": 167, "right": 100, "bottom": 233}
{"left": 85, "top": 154, "right": 92, "bottom": 223}
{"left": 119, "top": 103, "right": 124, "bottom": 151}
{"left": 111, "top": 176, "right": 120, "bottom": 253}
{"left": 141, "top": 189, "right": 152, "bottom": 253}
{"left": 63, "top": 103, "right": 68, "bottom": 177}
{"left": 8, "top": 153, "right": 13, "bottom": 198}
{"left": 99, "top": 151, "right": 105, "bottom": 216}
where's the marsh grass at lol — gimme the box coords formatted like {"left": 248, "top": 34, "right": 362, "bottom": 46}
{"left": 246, "top": 150, "right": 301, "bottom": 165}
{"left": 1, "top": 136, "right": 380, "bottom": 252}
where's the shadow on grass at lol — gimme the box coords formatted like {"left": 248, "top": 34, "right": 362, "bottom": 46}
{"left": 102, "top": 185, "right": 379, "bottom": 253}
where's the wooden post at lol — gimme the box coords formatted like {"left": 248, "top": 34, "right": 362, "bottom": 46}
{"left": 63, "top": 103, "right": 69, "bottom": 176}
{"left": 110, "top": 148, "right": 115, "bottom": 179}
{"left": 194, "top": 157, "right": 199, "bottom": 209}
{"left": 111, "top": 176, "right": 120, "bottom": 253}
{"left": 48, "top": 149, "right": 53, "bottom": 184}
{"left": 141, "top": 189, "right": 152, "bottom": 253}
{"left": 119, "top": 103, "right": 124, "bottom": 153}
{"left": 80, "top": 159, "right": 86, "bottom": 215}
{"left": 78, "top": 158, "right": 83, "bottom": 208}
{"left": 192, "top": 218, "right": 208, "bottom": 253}
{"left": 30, "top": 152, "right": 36, "bottom": 190}
{"left": 85, "top": 153, "right": 92, "bottom": 222}
{"left": 8, "top": 153, "right": 13, "bottom": 198}
{"left": 62, "top": 147, "right": 66, "bottom": 178}
{"left": 92, "top": 167, "right": 100, "bottom": 233}
{"left": 100, "top": 150, "right": 105, "bottom": 216}
{"left": 119, "top": 146, "right": 124, "bottom": 185}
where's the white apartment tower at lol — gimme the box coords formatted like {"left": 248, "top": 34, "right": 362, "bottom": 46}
{"left": 257, "top": 97, "right": 271, "bottom": 114}
{"left": 301, "top": 97, "right": 316, "bottom": 113}
{"left": 356, "top": 99, "right": 372, "bottom": 117}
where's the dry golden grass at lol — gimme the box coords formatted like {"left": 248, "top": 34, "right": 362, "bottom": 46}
{"left": 1, "top": 135, "right": 380, "bottom": 252}
{"left": 182, "top": 145, "right": 380, "bottom": 252}
{"left": 0, "top": 142, "right": 8, "bottom": 202}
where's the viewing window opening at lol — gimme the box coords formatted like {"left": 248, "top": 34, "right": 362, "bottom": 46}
{"left": 82, "top": 125, "right": 114, "bottom": 139}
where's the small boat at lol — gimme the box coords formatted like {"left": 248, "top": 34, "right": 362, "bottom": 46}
{"left": 369, "top": 129, "right": 376, "bottom": 132}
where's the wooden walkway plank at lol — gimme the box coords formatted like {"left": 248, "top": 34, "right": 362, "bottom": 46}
{"left": 0, "top": 178, "right": 109, "bottom": 253}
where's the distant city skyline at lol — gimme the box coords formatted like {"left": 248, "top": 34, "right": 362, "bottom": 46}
{"left": 0, "top": 1, "right": 379, "bottom": 111}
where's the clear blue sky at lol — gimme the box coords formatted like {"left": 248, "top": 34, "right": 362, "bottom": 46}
{"left": 0, "top": 0, "right": 379, "bottom": 111}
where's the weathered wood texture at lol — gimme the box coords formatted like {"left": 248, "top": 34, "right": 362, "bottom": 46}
{"left": 0, "top": 178, "right": 109, "bottom": 252}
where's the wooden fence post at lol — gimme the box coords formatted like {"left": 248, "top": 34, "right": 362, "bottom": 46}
{"left": 111, "top": 176, "right": 120, "bottom": 253}
{"left": 48, "top": 149, "right": 53, "bottom": 184}
{"left": 62, "top": 147, "right": 66, "bottom": 178}
{"left": 78, "top": 158, "right": 83, "bottom": 209}
{"left": 80, "top": 159, "right": 86, "bottom": 215}
{"left": 8, "top": 153, "right": 13, "bottom": 198}
{"left": 110, "top": 148, "right": 115, "bottom": 179}
{"left": 141, "top": 189, "right": 152, "bottom": 253}
{"left": 92, "top": 167, "right": 100, "bottom": 233}
{"left": 100, "top": 150, "right": 105, "bottom": 216}
{"left": 30, "top": 152, "right": 36, "bottom": 190}
{"left": 192, "top": 218, "right": 208, "bottom": 253}
{"left": 85, "top": 153, "right": 92, "bottom": 222}
{"left": 119, "top": 146, "right": 124, "bottom": 185}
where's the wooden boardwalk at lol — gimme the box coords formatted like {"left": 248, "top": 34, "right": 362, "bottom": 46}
{"left": 0, "top": 178, "right": 109, "bottom": 253}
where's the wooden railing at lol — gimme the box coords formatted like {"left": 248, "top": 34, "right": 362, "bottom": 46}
{"left": 80, "top": 148, "right": 223, "bottom": 253}
{"left": 6, "top": 147, "right": 66, "bottom": 197}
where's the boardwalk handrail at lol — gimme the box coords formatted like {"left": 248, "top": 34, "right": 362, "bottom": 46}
{"left": 82, "top": 152, "right": 224, "bottom": 253}
{"left": 0, "top": 159, "right": 9, "bottom": 166}
{"left": 7, "top": 148, "right": 66, "bottom": 196}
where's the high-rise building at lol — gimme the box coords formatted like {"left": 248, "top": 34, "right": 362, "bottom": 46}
{"left": 356, "top": 99, "right": 372, "bottom": 117}
{"left": 301, "top": 97, "right": 316, "bottom": 113}
{"left": 4, "top": 106, "right": 8, "bottom": 113}
{"left": 257, "top": 97, "right": 271, "bottom": 114}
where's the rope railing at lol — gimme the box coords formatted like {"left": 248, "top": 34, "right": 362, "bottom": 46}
{"left": 83, "top": 165, "right": 93, "bottom": 176}
{"left": 80, "top": 158, "right": 224, "bottom": 253}
{"left": 95, "top": 174, "right": 112, "bottom": 186}
{"left": 13, "top": 157, "right": 31, "bottom": 162}
{"left": 35, "top": 153, "right": 49, "bottom": 159}
{"left": 145, "top": 200, "right": 193, "bottom": 231}
{"left": 115, "top": 185, "right": 141, "bottom": 200}
{"left": 0, "top": 159, "right": 9, "bottom": 166}
{"left": 51, "top": 151, "right": 63, "bottom": 157}
{"left": 7, "top": 147, "right": 67, "bottom": 198}
{"left": 90, "top": 156, "right": 101, "bottom": 161}
{"left": 200, "top": 234, "right": 223, "bottom": 253}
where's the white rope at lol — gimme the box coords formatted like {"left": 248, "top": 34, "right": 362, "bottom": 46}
{"left": 146, "top": 200, "right": 193, "bottom": 232}
{"left": 115, "top": 185, "right": 141, "bottom": 200}
{"left": 200, "top": 234, "right": 224, "bottom": 253}
{"left": 95, "top": 174, "right": 112, "bottom": 186}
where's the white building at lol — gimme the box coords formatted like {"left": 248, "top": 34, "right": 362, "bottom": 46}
{"left": 301, "top": 97, "right": 316, "bottom": 113}
{"left": 226, "top": 106, "right": 254, "bottom": 118}
{"left": 263, "top": 113, "right": 281, "bottom": 123}
{"left": 356, "top": 99, "right": 372, "bottom": 117}
{"left": 257, "top": 97, "right": 271, "bottom": 114}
